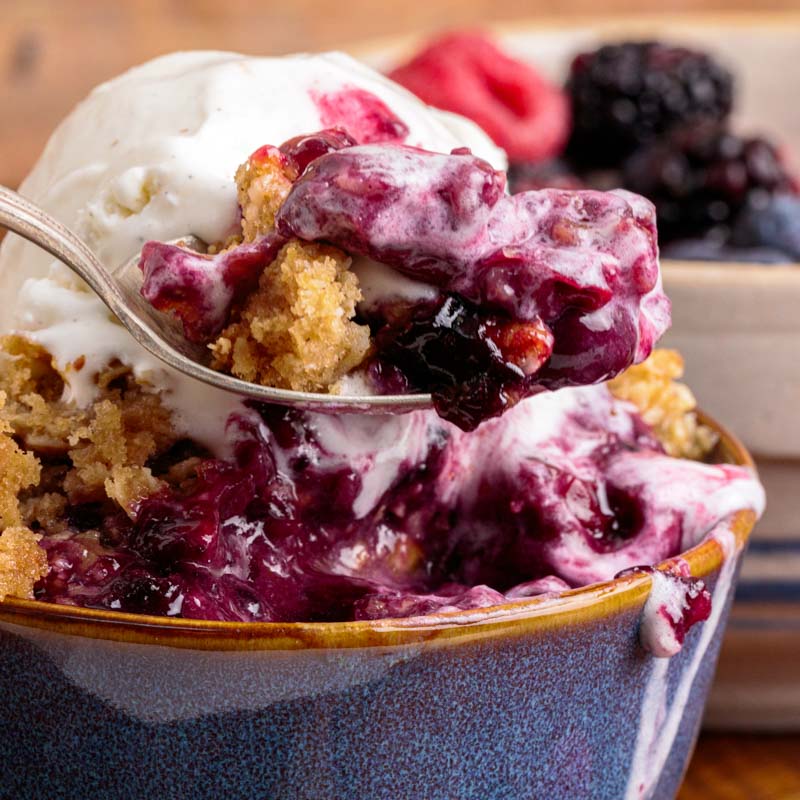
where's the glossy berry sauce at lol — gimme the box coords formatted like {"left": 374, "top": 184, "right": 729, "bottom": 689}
{"left": 36, "top": 385, "right": 759, "bottom": 627}
{"left": 141, "top": 132, "right": 669, "bottom": 430}
{"left": 118, "top": 130, "right": 759, "bottom": 630}
{"left": 628, "top": 564, "right": 713, "bottom": 658}
{"left": 310, "top": 87, "right": 410, "bottom": 144}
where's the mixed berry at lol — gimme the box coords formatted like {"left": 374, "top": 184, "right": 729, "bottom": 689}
{"left": 565, "top": 42, "right": 734, "bottom": 168}
{"left": 389, "top": 31, "right": 570, "bottom": 163}
{"left": 141, "top": 132, "right": 668, "bottom": 430}
{"left": 390, "top": 31, "right": 799, "bottom": 262}
{"left": 622, "top": 125, "right": 795, "bottom": 243}
{"left": 36, "top": 386, "right": 751, "bottom": 626}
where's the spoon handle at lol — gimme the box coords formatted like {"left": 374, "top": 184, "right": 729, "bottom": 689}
{"left": 0, "top": 184, "right": 122, "bottom": 299}
{"left": 0, "top": 184, "right": 156, "bottom": 335}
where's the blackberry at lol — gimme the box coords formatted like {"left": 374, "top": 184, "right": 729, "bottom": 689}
{"left": 566, "top": 41, "right": 734, "bottom": 167}
{"left": 623, "top": 125, "right": 795, "bottom": 243}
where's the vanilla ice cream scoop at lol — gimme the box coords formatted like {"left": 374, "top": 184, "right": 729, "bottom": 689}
{"left": 0, "top": 50, "right": 504, "bottom": 305}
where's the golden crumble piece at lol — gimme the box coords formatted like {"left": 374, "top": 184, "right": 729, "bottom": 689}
{"left": 0, "top": 526, "right": 48, "bottom": 601}
{"left": 0, "top": 335, "right": 63, "bottom": 402}
{"left": 608, "top": 349, "right": 717, "bottom": 460}
{"left": 1, "top": 333, "right": 178, "bottom": 516}
{"left": 211, "top": 241, "right": 371, "bottom": 393}
{"left": 19, "top": 492, "right": 69, "bottom": 536}
{"left": 0, "top": 393, "right": 41, "bottom": 529}
{"left": 65, "top": 396, "right": 166, "bottom": 513}
{"left": 236, "top": 147, "right": 294, "bottom": 242}
{"left": 1, "top": 334, "right": 77, "bottom": 454}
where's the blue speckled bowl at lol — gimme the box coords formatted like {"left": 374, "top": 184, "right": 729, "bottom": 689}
{"left": 0, "top": 416, "right": 756, "bottom": 800}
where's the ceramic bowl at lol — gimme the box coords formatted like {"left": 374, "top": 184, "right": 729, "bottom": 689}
{"left": 0, "top": 417, "right": 756, "bottom": 800}
{"left": 355, "top": 11, "right": 800, "bottom": 731}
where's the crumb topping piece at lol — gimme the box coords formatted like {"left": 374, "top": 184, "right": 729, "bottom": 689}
{"left": 236, "top": 145, "right": 294, "bottom": 241}
{"left": 66, "top": 399, "right": 164, "bottom": 513}
{"left": 0, "top": 526, "right": 48, "bottom": 601}
{"left": 608, "top": 349, "right": 716, "bottom": 459}
{"left": 0, "top": 387, "right": 46, "bottom": 601}
{"left": 1, "top": 338, "right": 178, "bottom": 519}
{"left": 211, "top": 240, "right": 370, "bottom": 392}
{"left": 0, "top": 392, "right": 41, "bottom": 529}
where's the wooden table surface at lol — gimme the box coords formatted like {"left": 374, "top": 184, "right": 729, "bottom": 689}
{"left": 2, "top": 2, "right": 800, "bottom": 797}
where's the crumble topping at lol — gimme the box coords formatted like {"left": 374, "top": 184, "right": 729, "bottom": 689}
{"left": 65, "top": 399, "right": 165, "bottom": 512}
{"left": 1, "top": 336, "right": 177, "bottom": 512}
{"left": 0, "top": 334, "right": 189, "bottom": 599}
{"left": 0, "top": 526, "right": 47, "bottom": 601}
{"left": 0, "top": 390, "right": 46, "bottom": 600}
{"left": 211, "top": 240, "right": 370, "bottom": 392}
{"left": 236, "top": 145, "right": 294, "bottom": 241}
{"left": 608, "top": 349, "right": 716, "bottom": 460}
{"left": 0, "top": 392, "right": 41, "bottom": 529}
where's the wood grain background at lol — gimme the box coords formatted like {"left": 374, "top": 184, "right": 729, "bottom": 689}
{"left": 2, "top": 1, "right": 800, "bottom": 797}
{"left": 3, "top": 0, "right": 800, "bottom": 188}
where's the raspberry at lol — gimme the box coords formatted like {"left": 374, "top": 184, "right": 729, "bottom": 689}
{"left": 623, "top": 125, "right": 796, "bottom": 242}
{"left": 566, "top": 41, "right": 734, "bottom": 167}
{"left": 389, "top": 31, "right": 570, "bottom": 162}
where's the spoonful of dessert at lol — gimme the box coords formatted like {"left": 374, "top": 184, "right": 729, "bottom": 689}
{"left": 0, "top": 131, "right": 669, "bottom": 430}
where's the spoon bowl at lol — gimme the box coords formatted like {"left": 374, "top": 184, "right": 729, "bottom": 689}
{"left": 0, "top": 185, "right": 432, "bottom": 415}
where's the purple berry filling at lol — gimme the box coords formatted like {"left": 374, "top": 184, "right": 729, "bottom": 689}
{"left": 140, "top": 134, "right": 669, "bottom": 430}
{"left": 140, "top": 233, "right": 285, "bottom": 342}
{"left": 369, "top": 294, "right": 554, "bottom": 430}
{"left": 310, "top": 87, "right": 410, "bottom": 144}
{"left": 36, "top": 388, "right": 756, "bottom": 625}
{"left": 273, "top": 142, "right": 667, "bottom": 425}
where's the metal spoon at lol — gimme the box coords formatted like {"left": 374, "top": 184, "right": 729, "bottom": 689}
{"left": 0, "top": 185, "right": 431, "bottom": 414}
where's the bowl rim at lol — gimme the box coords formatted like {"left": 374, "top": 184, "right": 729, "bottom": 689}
{"left": 347, "top": 10, "right": 800, "bottom": 71}
{"left": 0, "top": 410, "right": 758, "bottom": 650}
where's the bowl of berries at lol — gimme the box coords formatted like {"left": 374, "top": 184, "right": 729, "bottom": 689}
{"left": 363, "top": 14, "right": 800, "bottom": 727}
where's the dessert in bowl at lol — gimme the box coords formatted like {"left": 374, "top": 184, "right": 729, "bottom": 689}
{"left": 0, "top": 50, "right": 763, "bottom": 797}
